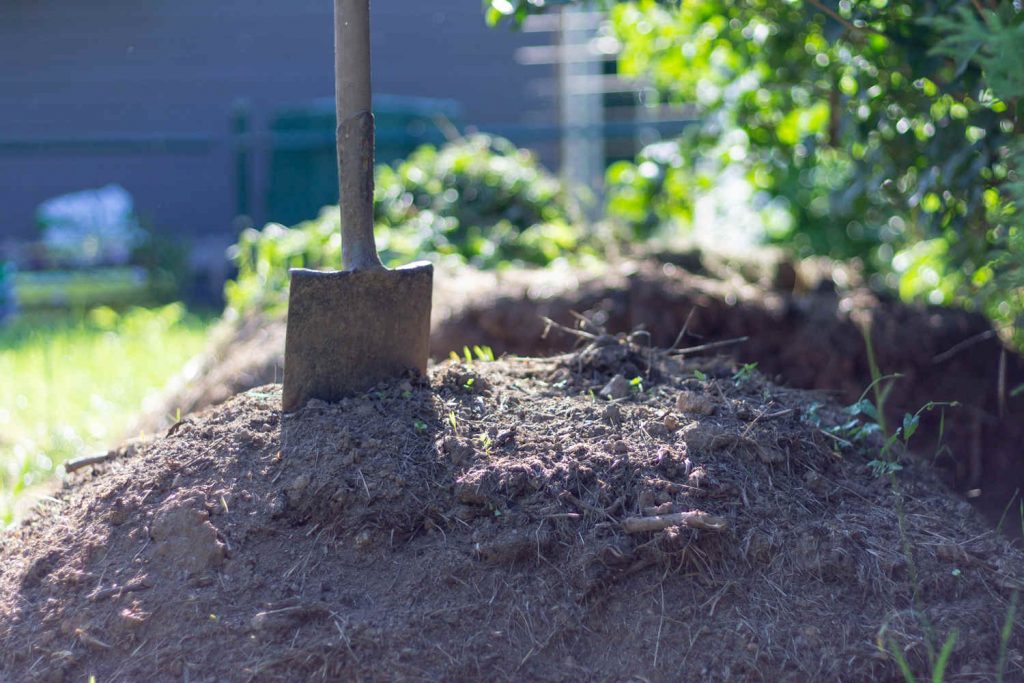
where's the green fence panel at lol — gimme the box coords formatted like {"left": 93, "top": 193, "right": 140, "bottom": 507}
{"left": 267, "top": 95, "right": 461, "bottom": 227}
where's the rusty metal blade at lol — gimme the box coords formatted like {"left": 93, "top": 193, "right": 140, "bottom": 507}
{"left": 282, "top": 262, "right": 433, "bottom": 412}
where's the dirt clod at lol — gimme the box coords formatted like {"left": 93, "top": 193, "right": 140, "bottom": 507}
{"left": 676, "top": 390, "right": 716, "bottom": 415}
{"left": 149, "top": 495, "right": 226, "bottom": 577}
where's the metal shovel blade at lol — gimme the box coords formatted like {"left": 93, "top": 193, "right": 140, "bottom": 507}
{"left": 282, "top": 261, "right": 433, "bottom": 412}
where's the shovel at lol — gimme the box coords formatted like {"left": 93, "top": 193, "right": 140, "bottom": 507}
{"left": 282, "top": 0, "right": 433, "bottom": 412}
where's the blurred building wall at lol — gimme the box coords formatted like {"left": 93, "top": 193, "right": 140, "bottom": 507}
{"left": 0, "top": 0, "right": 554, "bottom": 242}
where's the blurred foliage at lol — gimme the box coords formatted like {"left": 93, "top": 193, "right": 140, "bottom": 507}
{"left": 489, "top": 0, "right": 1023, "bottom": 343}
{"left": 605, "top": 139, "right": 698, "bottom": 239}
{"left": 132, "top": 225, "right": 191, "bottom": 303}
{"left": 226, "top": 134, "right": 584, "bottom": 314}
{"left": 0, "top": 262, "right": 14, "bottom": 322}
{"left": 375, "top": 134, "right": 579, "bottom": 263}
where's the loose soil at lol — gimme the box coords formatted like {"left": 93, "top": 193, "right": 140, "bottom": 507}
{"left": 139, "top": 253, "right": 1024, "bottom": 528}
{"left": 3, "top": 339, "right": 1023, "bottom": 681}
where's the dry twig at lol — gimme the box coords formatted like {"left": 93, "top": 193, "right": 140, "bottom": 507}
{"left": 622, "top": 511, "right": 728, "bottom": 534}
{"left": 541, "top": 316, "right": 597, "bottom": 341}
{"left": 65, "top": 452, "right": 116, "bottom": 474}
{"left": 89, "top": 577, "right": 153, "bottom": 602}
{"left": 669, "top": 336, "right": 749, "bottom": 357}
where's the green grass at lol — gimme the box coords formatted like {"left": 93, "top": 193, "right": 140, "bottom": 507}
{"left": 0, "top": 303, "right": 211, "bottom": 523}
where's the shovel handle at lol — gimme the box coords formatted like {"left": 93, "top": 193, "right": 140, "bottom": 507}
{"left": 335, "top": 0, "right": 383, "bottom": 271}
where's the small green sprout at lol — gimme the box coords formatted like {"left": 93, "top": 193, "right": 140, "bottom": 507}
{"left": 414, "top": 419, "right": 428, "bottom": 432}
{"left": 449, "top": 345, "right": 496, "bottom": 365}
{"left": 731, "top": 362, "right": 758, "bottom": 383}
{"left": 692, "top": 369, "right": 707, "bottom": 381}
{"left": 867, "top": 459, "right": 904, "bottom": 477}
{"left": 472, "top": 345, "right": 495, "bottom": 362}
{"left": 630, "top": 375, "right": 644, "bottom": 393}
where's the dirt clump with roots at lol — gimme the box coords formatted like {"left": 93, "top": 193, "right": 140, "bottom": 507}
{"left": 3, "top": 337, "right": 1023, "bottom": 681}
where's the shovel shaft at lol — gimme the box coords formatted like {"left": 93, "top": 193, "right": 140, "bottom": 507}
{"left": 335, "top": 0, "right": 382, "bottom": 271}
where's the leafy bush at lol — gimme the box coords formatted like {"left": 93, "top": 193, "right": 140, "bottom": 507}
{"left": 605, "top": 140, "right": 696, "bottom": 240}
{"left": 375, "top": 134, "right": 581, "bottom": 266}
{"left": 226, "top": 135, "right": 584, "bottom": 314}
{"left": 492, "top": 0, "right": 1024, "bottom": 344}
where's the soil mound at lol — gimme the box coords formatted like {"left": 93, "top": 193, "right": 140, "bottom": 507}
{"left": 141, "top": 254, "right": 1024, "bottom": 525}
{"left": 8, "top": 344, "right": 1022, "bottom": 682}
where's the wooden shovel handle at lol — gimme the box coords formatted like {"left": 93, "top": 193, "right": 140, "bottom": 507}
{"left": 335, "top": 0, "right": 382, "bottom": 271}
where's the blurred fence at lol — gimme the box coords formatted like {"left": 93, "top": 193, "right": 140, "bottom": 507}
{"left": 2, "top": 101, "right": 696, "bottom": 242}
{"left": 265, "top": 95, "right": 463, "bottom": 226}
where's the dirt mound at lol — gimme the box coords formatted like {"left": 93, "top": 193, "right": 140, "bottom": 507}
{"left": 136, "top": 262, "right": 587, "bottom": 433}
{"left": 141, "top": 254, "right": 1024, "bottom": 525}
{"left": 4, "top": 343, "right": 1023, "bottom": 681}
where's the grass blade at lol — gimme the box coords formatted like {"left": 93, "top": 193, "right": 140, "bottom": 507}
{"left": 931, "top": 629, "right": 957, "bottom": 683}
{"left": 887, "top": 639, "right": 918, "bottom": 683}
{"left": 997, "top": 592, "right": 1019, "bottom": 683}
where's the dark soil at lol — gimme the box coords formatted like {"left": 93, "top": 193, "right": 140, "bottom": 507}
{"left": 140, "top": 253, "right": 1024, "bottom": 529}
{"left": 3, "top": 340, "right": 1023, "bottom": 682}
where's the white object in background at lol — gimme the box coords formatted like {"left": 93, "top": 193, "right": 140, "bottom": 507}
{"left": 36, "top": 184, "right": 143, "bottom": 267}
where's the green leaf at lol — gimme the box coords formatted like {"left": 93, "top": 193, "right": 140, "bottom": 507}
{"left": 902, "top": 413, "right": 920, "bottom": 443}
{"left": 848, "top": 399, "right": 880, "bottom": 423}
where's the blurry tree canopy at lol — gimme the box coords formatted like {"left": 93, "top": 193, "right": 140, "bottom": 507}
{"left": 488, "top": 0, "right": 1023, "bottom": 343}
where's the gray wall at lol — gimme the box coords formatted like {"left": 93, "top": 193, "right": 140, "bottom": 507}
{"left": 0, "top": 0, "right": 553, "bottom": 241}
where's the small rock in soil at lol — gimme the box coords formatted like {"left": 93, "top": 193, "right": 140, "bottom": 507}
{"left": 676, "top": 390, "right": 715, "bottom": 415}
{"left": 600, "top": 374, "right": 631, "bottom": 400}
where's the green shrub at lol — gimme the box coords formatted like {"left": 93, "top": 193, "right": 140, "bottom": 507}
{"left": 492, "top": 0, "right": 1024, "bottom": 346}
{"left": 226, "top": 135, "right": 585, "bottom": 314}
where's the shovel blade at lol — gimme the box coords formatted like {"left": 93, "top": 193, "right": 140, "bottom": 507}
{"left": 282, "top": 261, "right": 433, "bottom": 412}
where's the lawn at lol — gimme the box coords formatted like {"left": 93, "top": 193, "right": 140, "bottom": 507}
{"left": 0, "top": 303, "right": 211, "bottom": 523}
